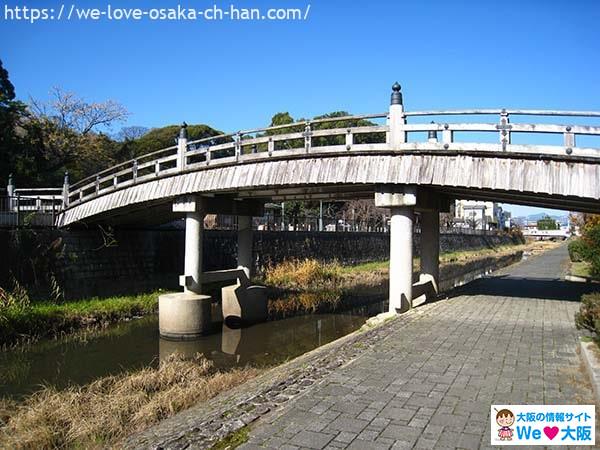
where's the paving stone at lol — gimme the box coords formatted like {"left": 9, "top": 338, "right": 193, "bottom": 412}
{"left": 346, "top": 439, "right": 391, "bottom": 450}
{"left": 128, "top": 245, "right": 597, "bottom": 450}
{"left": 333, "top": 431, "right": 356, "bottom": 444}
{"left": 357, "top": 429, "right": 380, "bottom": 441}
{"left": 290, "top": 430, "right": 335, "bottom": 449}
{"left": 328, "top": 416, "right": 370, "bottom": 433}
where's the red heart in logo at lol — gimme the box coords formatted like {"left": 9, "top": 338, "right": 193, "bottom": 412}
{"left": 543, "top": 426, "right": 559, "bottom": 440}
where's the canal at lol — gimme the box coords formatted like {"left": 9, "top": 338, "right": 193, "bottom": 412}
{"left": 0, "top": 300, "right": 387, "bottom": 400}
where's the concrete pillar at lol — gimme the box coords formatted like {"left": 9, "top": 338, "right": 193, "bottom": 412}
{"left": 161, "top": 195, "right": 212, "bottom": 340}
{"left": 420, "top": 210, "right": 440, "bottom": 293}
{"left": 184, "top": 210, "right": 203, "bottom": 293}
{"left": 389, "top": 206, "right": 414, "bottom": 313}
{"left": 237, "top": 215, "right": 253, "bottom": 279}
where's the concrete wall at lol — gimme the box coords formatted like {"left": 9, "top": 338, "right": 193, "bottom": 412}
{"left": 0, "top": 228, "right": 522, "bottom": 300}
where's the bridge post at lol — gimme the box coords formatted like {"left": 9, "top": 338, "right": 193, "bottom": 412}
{"left": 7, "top": 174, "right": 14, "bottom": 210}
{"left": 160, "top": 195, "right": 212, "bottom": 339}
{"left": 62, "top": 171, "right": 69, "bottom": 208}
{"left": 177, "top": 122, "right": 188, "bottom": 172}
{"left": 389, "top": 82, "right": 406, "bottom": 147}
{"left": 420, "top": 210, "right": 440, "bottom": 294}
{"left": 375, "top": 185, "right": 416, "bottom": 313}
{"left": 237, "top": 215, "right": 253, "bottom": 279}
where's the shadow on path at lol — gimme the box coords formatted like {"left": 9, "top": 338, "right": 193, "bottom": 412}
{"left": 447, "top": 275, "right": 599, "bottom": 302}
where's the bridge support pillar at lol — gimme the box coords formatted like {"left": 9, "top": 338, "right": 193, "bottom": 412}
{"left": 389, "top": 206, "right": 414, "bottom": 313}
{"left": 419, "top": 210, "right": 440, "bottom": 295}
{"left": 375, "top": 185, "right": 416, "bottom": 313}
{"left": 159, "top": 195, "right": 212, "bottom": 340}
{"left": 183, "top": 209, "right": 204, "bottom": 294}
{"left": 237, "top": 215, "right": 253, "bottom": 279}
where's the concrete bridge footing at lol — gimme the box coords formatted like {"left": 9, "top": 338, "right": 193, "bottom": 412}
{"left": 160, "top": 196, "right": 267, "bottom": 339}
{"left": 159, "top": 196, "right": 214, "bottom": 339}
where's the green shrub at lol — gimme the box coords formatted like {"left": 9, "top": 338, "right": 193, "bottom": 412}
{"left": 568, "top": 239, "right": 589, "bottom": 262}
{"left": 575, "top": 292, "right": 600, "bottom": 337}
{"left": 590, "top": 254, "right": 600, "bottom": 279}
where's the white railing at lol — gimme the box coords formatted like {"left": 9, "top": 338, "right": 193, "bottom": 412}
{"left": 64, "top": 108, "right": 600, "bottom": 209}
{"left": 0, "top": 192, "right": 63, "bottom": 227}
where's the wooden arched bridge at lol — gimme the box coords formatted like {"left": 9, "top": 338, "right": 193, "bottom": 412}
{"left": 54, "top": 83, "right": 600, "bottom": 335}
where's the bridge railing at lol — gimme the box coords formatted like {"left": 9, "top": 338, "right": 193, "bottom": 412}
{"left": 0, "top": 191, "right": 63, "bottom": 228}
{"left": 399, "top": 109, "right": 600, "bottom": 158}
{"left": 65, "top": 113, "right": 389, "bottom": 206}
{"left": 63, "top": 102, "right": 600, "bottom": 209}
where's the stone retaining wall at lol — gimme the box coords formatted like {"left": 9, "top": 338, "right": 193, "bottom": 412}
{"left": 0, "top": 228, "right": 522, "bottom": 299}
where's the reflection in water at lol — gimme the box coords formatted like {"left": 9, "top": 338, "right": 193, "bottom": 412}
{"left": 0, "top": 300, "right": 386, "bottom": 400}
{"left": 159, "top": 312, "right": 372, "bottom": 369}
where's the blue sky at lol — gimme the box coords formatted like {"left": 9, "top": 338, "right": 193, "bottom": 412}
{"left": 2, "top": 0, "right": 599, "bottom": 217}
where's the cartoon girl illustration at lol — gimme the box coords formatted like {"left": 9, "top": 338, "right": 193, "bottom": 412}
{"left": 496, "top": 409, "right": 515, "bottom": 441}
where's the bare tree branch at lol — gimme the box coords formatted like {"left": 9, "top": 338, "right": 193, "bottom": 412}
{"left": 30, "top": 87, "right": 129, "bottom": 134}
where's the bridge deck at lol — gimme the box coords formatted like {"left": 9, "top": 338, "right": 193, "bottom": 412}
{"left": 57, "top": 107, "right": 600, "bottom": 227}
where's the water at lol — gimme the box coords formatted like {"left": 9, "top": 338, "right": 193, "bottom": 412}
{"left": 0, "top": 300, "right": 386, "bottom": 400}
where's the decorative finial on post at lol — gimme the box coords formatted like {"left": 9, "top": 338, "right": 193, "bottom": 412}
{"left": 391, "top": 82, "right": 403, "bottom": 106}
{"left": 8, "top": 173, "right": 13, "bottom": 186}
{"left": 63, "top": 171, "right": 69, "bottom": 186}
{"left": 428, "top": 121, "right": 438, "bottom": 141}
{"left": 179, "top": 122, "right": 188, "bottom": 139}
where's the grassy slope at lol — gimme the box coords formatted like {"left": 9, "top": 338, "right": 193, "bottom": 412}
{"left": 0, "top": 355, "right": 259, "bottom": 449}
{"left": 0, "top": 292, "right": 160, "bottom": 347}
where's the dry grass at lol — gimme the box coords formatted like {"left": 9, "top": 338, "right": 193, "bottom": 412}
{"left": 268, "top": 290, "right": 342, "bottom": 316}
{"left": 265, "top": 259, "right": 342, "bottom": 290}
{"left": 265, "top": 259, "right": 344, "bottom": 316}
{"left": 0, "top": 354, "right": 260, "bottom": 449}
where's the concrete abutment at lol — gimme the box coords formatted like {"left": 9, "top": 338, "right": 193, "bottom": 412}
{"left": 160, "top": 194, "right": 267, "bottom": 339}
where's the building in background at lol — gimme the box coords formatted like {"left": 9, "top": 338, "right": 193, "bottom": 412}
{"left": 454, "top": 200, "right": 509, "bottom": 230}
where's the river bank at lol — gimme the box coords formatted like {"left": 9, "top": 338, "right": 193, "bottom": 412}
{"left": 0, "top": 240, "right": 555, "bottom": 348}
{"left": 0, "top": 240, "right": 559, "bottom": 449}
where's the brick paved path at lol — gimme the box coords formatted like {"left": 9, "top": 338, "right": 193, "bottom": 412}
{"left": 241, "top": 245, "right": 597, "bottom": 449}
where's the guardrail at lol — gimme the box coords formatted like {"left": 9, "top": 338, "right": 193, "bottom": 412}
{"left": 0, "top": 193, "right": 63, "bottom": 228}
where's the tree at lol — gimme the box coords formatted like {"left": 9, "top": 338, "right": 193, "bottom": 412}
{"left": 466, "top": 212, "right": 480, "bottom": 230}
{"left": 127, "top": 124, "right": 226, "bottom": 158}
{"left": 30, "top": 87, "right": 129, "bottom": 135}
{"left": 341, "top": 199, "right": 387, "bottom": 231}
{"left": 0, "top": 59, "right": 28, "bottom": 184}
{"left": 115, "top": 126, "right": 149, "bottom": 142}
{"left": 12, "top": 88, "right": 130, "bottom": 185}
{"left": 270, "top": 112, "right": 294, "bottom": 126}
{"left": 537, "top": 215, "right": 558, "bottom": 230}
{"left": 284, "top": 200, "right": 319, "bottom": 230}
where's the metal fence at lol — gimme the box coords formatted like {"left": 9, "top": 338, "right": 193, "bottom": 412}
{"left": 0, "top": 192, "right": 63, "bottom": 228}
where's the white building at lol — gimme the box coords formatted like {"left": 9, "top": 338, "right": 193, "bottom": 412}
{"left": 454, "top": 200, "right": 507, "bottom": 230}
